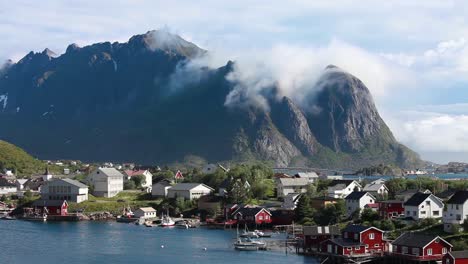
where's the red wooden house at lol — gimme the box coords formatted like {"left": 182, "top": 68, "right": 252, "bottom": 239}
{"left": 232, "top": 206, "right": 272, "bottom": 225}
{"left": 391, "top": 233, "right": 452, "bottom": 261}
{"left": 320, "top": 225, "right": 386, "bottom": 256}
{"left": 443, "top": 250, "right": 468, "bottom": 264}
{"left": 32, "top": 200, "right": 68, "bottom": 216}
{"left": 378, "top": 200, "right": 404, "bottom": 219}
{"left": 303, "top": 226, "right": 340, "bottom": 251}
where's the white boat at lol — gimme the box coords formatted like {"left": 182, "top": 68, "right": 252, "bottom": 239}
{"left": 144, "top": 221, "right": 155, "bottom": 227}
{"left": 175, "top": 221, "right": 189, "bottom": 229}
{"left": 240, "top": 231, "right": 259, "bottom": 238}
{"left": 160, "top": 211, "right": 175, "bottom": 227}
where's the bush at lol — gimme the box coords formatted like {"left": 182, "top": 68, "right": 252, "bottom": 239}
{"left": 124, "top": 181, "right": 136, "bottom": 190}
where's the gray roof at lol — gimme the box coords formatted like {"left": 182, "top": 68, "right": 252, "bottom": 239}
{"left": 60, "top": 178, "right": 88, "bottom": 188}
{"left": 392, "top": 233, "right": 451, "bottom": 248}
{"left": 98, "top": 167, "right": 124, "bottom": 177}
{"left": 449, "top": 250, "right": 468, "bottom": 259}
{"left": 170, "top": 183, "right": 214, "bottom": 191}
{"left": 278, "top": 177, "right": 309, "bottom": 187}
{"left": 363, "top": 183, "right": 387, "bottom": 192}
{"left": 303, "top": 226, "right": 340, "bottom": 236}
{"left": 296, "top": 172, "right": 318, "bottom": 178}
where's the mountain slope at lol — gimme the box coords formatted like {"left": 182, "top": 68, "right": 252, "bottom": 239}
{"left": 0, "top": 140, "right": 43, "bottom": 174}
{"left": 0, "top": 31, "right": 423, "bottom": 169}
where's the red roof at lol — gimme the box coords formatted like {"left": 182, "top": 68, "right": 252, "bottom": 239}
{"left": 124, "top": 170, "right": 147, "bottom": 177}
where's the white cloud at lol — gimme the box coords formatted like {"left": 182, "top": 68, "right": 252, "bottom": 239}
{"left": 387, "top": 109, "right": 468, "bottom": 154}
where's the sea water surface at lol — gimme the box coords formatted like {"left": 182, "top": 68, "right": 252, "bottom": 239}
{"left": 0, "top": 221, "right": 317, "bottom": 264}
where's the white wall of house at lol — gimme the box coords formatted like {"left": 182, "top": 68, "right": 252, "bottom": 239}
{"left": 167, "top": 185, "right": 212, "bottom": 200}
{"left": 0, "top": 186, "right": 17, "bottom": 195}
{"left": 345, "top": 193, "right": 375, "bottom": 217}
{"left": 404, "top": 196, "right": 444, "bottom": 220}
{"left": 151, "top": 183, "right": 172, "bottom": 197}
{"left": 134, "top": 208, "right": 157, "bottom": 219}
{"left": 328, "top": 181, "right": 361, "bottom": 199}
{"left": 443, "top": 200, "right": 468, "bottom": 232}
{"left": 41, "top": 179, "right": 88, "bottom": 203}
{"left": 87, "top": 168, "right": 123, "bottom": 198}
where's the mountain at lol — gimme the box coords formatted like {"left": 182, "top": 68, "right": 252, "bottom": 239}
{"left": 0, "top": 30, "right": 423, "bottom": 169}
{"left": 0, "top": 140, "right": 43, "bottom": 174}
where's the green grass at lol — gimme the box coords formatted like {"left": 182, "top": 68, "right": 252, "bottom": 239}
{"left": 68, "top": 191, "right": 162, "bottom": 215}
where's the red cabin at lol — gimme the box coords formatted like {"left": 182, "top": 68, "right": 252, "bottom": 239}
{"left": 320, "top": 225, "right": 386, "bottom": 256}
{"left": 32, "top": 200, "right": 68, "bottom": 216}
{"left": 391, "top": 233, "right": 452, "bottom": 261}
{"left": 443, "top": 250, "right": 468, "bottom": 264}
{"left": 232, "top": 206, "right": 272, "bottom": 225}
{"left": 378, "top": 200, "right": 404, "bottom": 219}
{"left": 303, "top": 226, "right": 340, "bottom": 251}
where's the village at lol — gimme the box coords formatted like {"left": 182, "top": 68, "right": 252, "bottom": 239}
{"left": 0, "top": 160, "right": 468, "bottom": 263}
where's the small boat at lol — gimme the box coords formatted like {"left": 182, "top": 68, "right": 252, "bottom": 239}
{"left": 0, "top": 215, "right": 15, "bottom": 220}
{"left": 175, "top": 220, "right": 189, "bottom": 229}
{"left": 254, "top": 230, "right": 272, "bottom": 238}
{"left": 22, "top": 213, "right": 47, "bottom": 222}
{"left": 160, "top": 211, "right": 175, "bottom": 227}
{"left": 144, "top": 221, "right": 155, "bottom": 227}
{"left": 240, "top": 231, "right": 259, "bottom": 238}
{"left": 116, "top": 206, "right": 139, "bottom": 223}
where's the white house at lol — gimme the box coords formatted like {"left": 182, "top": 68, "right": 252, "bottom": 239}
{"left": 151, "top": 179, "right": 173, "bottom": 197}
{"left": 41, "top": 178, "right": 89, "bottom": 203}
{"left": 363, "top": 181, "right": 389, "bottom": 198}
{"left": 276, "top": 177, "right": 309, "bottom": 198}
{"left": 167, "top": 183, "right": 214, "bottom": 200}
{"left": 282, "top": 193, "right": 302, "bottom": 209}
{"left": 327, "top": 180, "right": 361, "bottom": 199}
{"left": 124, "top": 169, "right": 153, "bottom": 188}
{"left": 134, "top": 207, "right": 157, "bottom": 219}
{"left": 404, "top": 192, "right": 444, "bottom": 220}
{"left": 15, "top": 179, "right": 28, "bottom": 191}
{"left": 345, "top": 191, "right": 376, "bottom": 217}
{"left": 443, "top": 190, "right": 468, "bottom": 233}
{"left": 296, "top": 172, "right": 319, "bottom": 183}
{"left": 0, "top": 179, "right": 17, "bottom": 195}
{"left": 87, "top": 167, "right": 124, "bottom": 198}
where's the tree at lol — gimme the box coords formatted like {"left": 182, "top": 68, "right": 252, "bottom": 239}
{"left": 295, "top": 194, "right": 314, "bottom": 222}
{"left": 462, "top": 219, "right": 468, "bottom": 231}
{"left": 379, "top": 219, "right": 395, "bottom": 231}
{"left": 360, "top": 208, "right": 379, "bottom": 222}
{"left": 0, "top": 195, "right": 6, "bottom": 202}
{"left": 124, "top": 181, "right": 136, "bottom": 190}
{"left": 131, "top": 175, "right": 146, "bottom": 188}
{"left": 314, "top": 202, "right": 345, "bottom": 225}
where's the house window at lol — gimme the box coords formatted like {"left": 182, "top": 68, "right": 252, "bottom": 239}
{"left": 456, "top": 215, "right": 462, "bottom": 221}
{"left": 344, "top": 232, "right": 348, "bottom": 238}
{"left": 426, "top": 201, "right": 430, "bottom": 205}
{"left": 421, "top": 211, "right": 426, "bottom": 215}
{"left": 427, "top": 248, "right": 433, "bottom": 255}
{"left": 354, "top": 234, "right": 358, "bottom": 240}
{"left": 456, "top": 205, "right": 459, "bottom": 210}
{"left": 259, "top": 215, "right": 263, "bottom": 220}
{"left": 374, "top": 244, "right": 379, "bottom": 247}
{"left": 347, "top": 247, "right": 351, "bottom": 251}
{"left": 412, "top": 248, "right": 419, "bottom": 256}
{"left": 369, "top": 233, "right": 375, "bottom": 240}
{"left": 433, "top": 211, "right": 440, "bottom": 216}
{"left": 413, "top": 211, "right": 417, "bottom": 216}
{"left": 442, "top": 247, "right": 447, "bottom": 254}
{"left": 402, "top": 246, "right": 408, "bottom": 254}
{"left": 407, "top": 211, "right": 410, "bottom": 215}
{"left": 355, "top": 246, "right": 360, "bottom": 250}
{"left": 365, "top": 244, "right": 369, "bottom": 248}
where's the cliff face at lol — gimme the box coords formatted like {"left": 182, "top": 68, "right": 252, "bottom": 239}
{"left": 0, "top": 31, "right": 423, "bottom": 168}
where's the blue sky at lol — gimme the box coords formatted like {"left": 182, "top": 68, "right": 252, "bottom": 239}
{"left": 1, "top": 0, "right": 468, "bottom": 163}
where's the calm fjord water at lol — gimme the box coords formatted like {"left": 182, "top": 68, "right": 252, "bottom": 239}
{"left": 0, "top": 221, "right": 316, "bottom": 264}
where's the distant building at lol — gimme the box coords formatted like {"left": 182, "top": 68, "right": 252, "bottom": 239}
{"left": 345, "top": 191, "right": 376, "bottom": 217}
{"left": 282, "top": 193, "right": 302, "bottom": 209}
{"left": 443, "top": 250, "right": 468, "bottom": 264}
{"left": 363, "top": 181, "right": 389, "bottom": 198}
{"left": 0, "top": 178, "right": 17, "bottom": 195}
{"left": 87, "top": 167, "right": 124, "bottom": 198}
{"left": 295, "top": 172, "right": 319, "bottom": 183}
{"left": 395, "top": 189, "right": 431, "bottom": 202}
{"left": 167, "top": 183, "right": 213, "bottom": 200}
{"left": 379, "top": 200, "right": 404, "bottom": 219}
{"left": 391, "top": 233, "right": 452, "bottom": 261}
{"left": 404, "top": 192, "right": 444, "bottom": 220}
{"left": 218, "top": 177, "right": 250, "bottom": 197}
{"left": 303, "top": 226, "right": 340, "bottom": 251}
{"left": 310, "top": 196, "right": 340, "bottom": 210}
{"left": 41, "top": 178, "right": 88, "bottom": 203}
{"left": 276, "top": 177, "right": 309, "bottom": 198}
{"left": 15, "top": 179, "right": 28, "bottom": 191}
{"left": 328, "top": 180, "right": 361, "bottom": 199}
{"left": 134, "top": 207, "right": 157, "bottom": 219}
{"left": 32, "top": 200, "right": 68, "bottom": 216}
{"left": 443, "top": 190, "right": 468, "bottom": 233}
{"left": 232, "top": 206, "right": 272, "bottom": 226}
{"left": 320, "top": 225, "right": 386, "bottom": 256}
{"left": 124, "top": 169, "right": 153, "bottom": 188}
{"left": 151, "top": 179, "right": 173, "bottom": 197}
